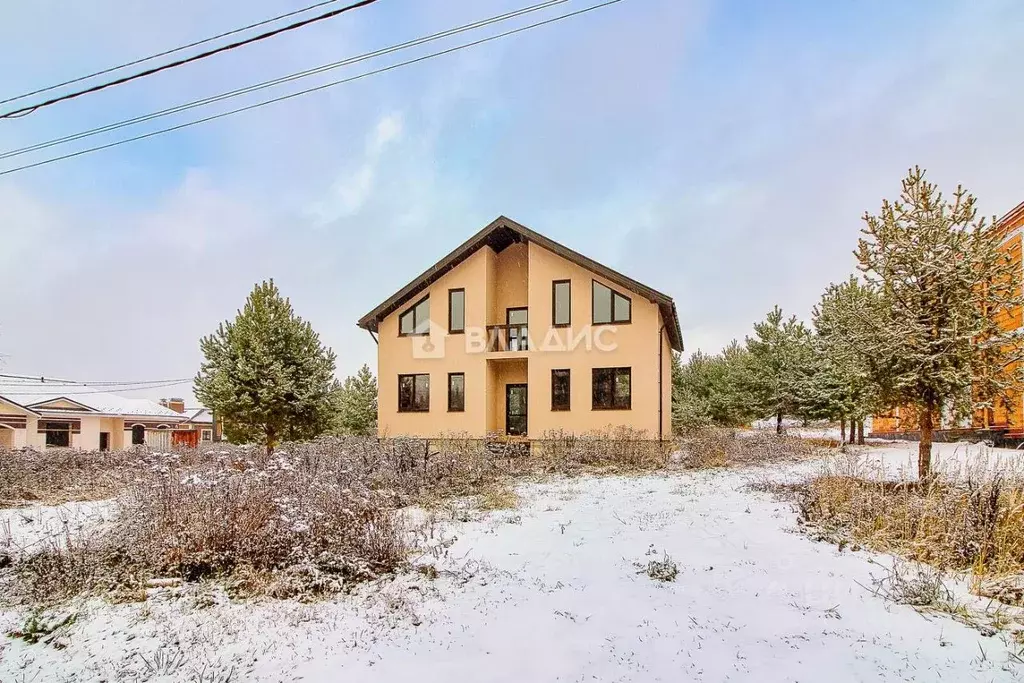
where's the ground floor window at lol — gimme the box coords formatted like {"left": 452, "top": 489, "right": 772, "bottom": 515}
{"left": 131, "top": 424, "right": 145, "bottom": 445}
{"left": 592, "top": 367, "right": 631, "bottom": 410}
{"left": 201, "top": 429, "right": 213, "bottom": 442}
{"left": 399, "top": 374, "right": 430, "bottom": 412}
{"left": 448, "top": 373, "right": 465, "bottom": 412}
{"left": 551, "top": 369, "right": 571, "bottom": 411}
{"left": 44, "top": 421, "right": 71, "bottom": 447}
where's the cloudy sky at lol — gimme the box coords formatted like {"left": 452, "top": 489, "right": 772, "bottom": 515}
{"left": 1, "top": 0, "right": 1022, "bottom": 402}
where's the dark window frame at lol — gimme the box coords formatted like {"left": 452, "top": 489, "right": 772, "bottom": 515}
{"left": 448, "top": 288, "right": 466, "bottom": 334}
{"left": 552, "top": 279, "right": 571, "bottom": 328}
{"left": 44, "top": 421, "right": 71, "bottom": 447}
{"left": 551, "top": 368, "right": 571, "bottom": 411}
{"left": 592, "top": 367, "right": 632, "bottom": 411}
{"left": 398, "top": 373, "right": 430, "bottom": 413}
{"left": 448, "top": 372, "right": 465, "bottom": 412}
{"left": 398, "top": 295, "right": 430, "bottom": 337}
{"left": 591, "top": 280, "right": 632, "bottom": 325}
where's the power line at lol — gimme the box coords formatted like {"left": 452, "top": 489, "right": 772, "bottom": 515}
{"left": 0, "top": 0, "right": 568, "bottom": 161}
{"left": 0, "top": 380, "right": 193, "bottom": 396}
{"left": 0, "top": 0, "right": 381, "bottom": 119}
{"left": 0, "top": 0, "right": 349, "bottom": 107}
{"left": 0, "top": 373, "right": 193, "bottom": 386}
{"left": 0, "top": 0, "right": 625, "bottom": 176}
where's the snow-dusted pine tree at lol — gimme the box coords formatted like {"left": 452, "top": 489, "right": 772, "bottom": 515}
{"left": 806, "top": 276, "right": 879, "bottom": 444}
{"left": 195, "top": 280, "right": 338, "bottom": 454}
{"left": 745, "top": 306, "right": 814, "bottom": 434}
{"left": 855, "top": 167, "right": 1024, "bottom": 477}
{"left": 333, "top": 364, "right": 378, "bottom": 436}
{"left": 671, "top": 343, "right": 755, "bottom": 431}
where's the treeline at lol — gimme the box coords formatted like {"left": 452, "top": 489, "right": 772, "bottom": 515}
{"left": 673, "top": 167, "right": 1024, "bottom": 477}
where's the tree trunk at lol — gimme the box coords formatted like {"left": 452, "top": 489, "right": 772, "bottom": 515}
{"left": 776, "top": 410, "right": 783, "bottom": 435}
{"left": 918, "top": 406, "right": 933, "bottom": 480}
{"left": 857, "top": 419, "right": 865, "bottom": 445}
{"left": 840, "top": 417, "right": 847, "bottom": 444}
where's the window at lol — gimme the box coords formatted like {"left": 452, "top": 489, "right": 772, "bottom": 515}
{"left": 552, "top": 280, "right": 571, "bottom": 327}
{"left": 201, "top": 429, "right": 213, "bottom": 442}
{"left": 398, "top": 374, "right": 430, "bottom": 412}
{"left": 399, "top": 296, "right": 430, "bottom": 336}
{"left": 592, "top": 367, "right": 631, "bottom": 410}
{"left": 448, "top": 289, "right": 465, "bottom": 334}
{"left": 448, "top": 372, "right": 465, "bottom": 412}
{"left": 551, "top": 369, "right": 570, "bottom": 411}
{"left": 44, "top": 421, "right": 71, "bottom": 447}
{"left": 131, "top": 424, "right": 145, "bottom": 445}
{"left": 592, "top": 281, "right": 631, "bottom": 324}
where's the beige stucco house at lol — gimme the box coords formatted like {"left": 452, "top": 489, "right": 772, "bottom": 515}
{"left": 358, "top": 216, "right": 683, "bottom": 441}
{"left": 0, "top": 376, "right": 189, "bottom": 450}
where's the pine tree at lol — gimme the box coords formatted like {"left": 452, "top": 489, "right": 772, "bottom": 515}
{"left": 855, "top": 167, "right": 1024, "bottom": 477}
{"left": 333, "top": 364, "right": 378, "bottom": 436}
{"left": 671, "top": 343, "right": 755, "bottom": 432}
{"left": 745, "top": 306, "right": 814, "bottom": 434}
{"left": 195, "top": 280, "right": 338, "bottom": 454}
{"left": 806, "top": 276, "right": 879, "bottom": 443}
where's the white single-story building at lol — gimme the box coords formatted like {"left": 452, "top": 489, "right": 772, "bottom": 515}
{"left": 0, "top": 375, "right": 190, "bottom": 450}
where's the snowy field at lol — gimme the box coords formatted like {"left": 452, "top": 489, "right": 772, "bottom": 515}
{"left": 2, "top": 445, "right": 1022, "bottom": 682}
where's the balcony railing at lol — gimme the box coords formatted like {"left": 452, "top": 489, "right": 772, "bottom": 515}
{"left": 486, "top": 324, "right": 529, "bottom": 352}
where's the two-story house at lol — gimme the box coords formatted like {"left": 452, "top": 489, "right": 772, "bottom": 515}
{"left": 357, "top": 216, "right": 683, "bottom": 441}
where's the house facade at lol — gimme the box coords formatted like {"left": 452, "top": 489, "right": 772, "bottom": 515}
{"left": 358, "top": 216, "right": 683, "bottom": 440}
{"left": 872, "top": 199, "right": 1024, "bottom": 438}
{"left": 0, "top": 376, "right": 189, "bottom": 450}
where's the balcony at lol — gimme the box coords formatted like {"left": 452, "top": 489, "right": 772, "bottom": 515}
{"left": 486, "top": 324, "right": 529, "bottom": 352}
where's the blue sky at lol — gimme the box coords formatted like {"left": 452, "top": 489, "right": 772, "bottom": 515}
{"left": 1, "top": 0, "right": 1022, "bottom": 400}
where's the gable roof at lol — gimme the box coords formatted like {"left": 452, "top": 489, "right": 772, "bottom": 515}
{"left": 0, "top": 376, "right": 186, "bottom": 419}
{"left": 357, "top": 215, "right": 683, "bottom": 351}
{"left": 0, "top": 395, "right": 41, "bottom": 416}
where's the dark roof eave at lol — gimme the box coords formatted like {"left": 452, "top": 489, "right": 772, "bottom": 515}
{"left": 357, "top": 216, "right": 684, "bottom": 352}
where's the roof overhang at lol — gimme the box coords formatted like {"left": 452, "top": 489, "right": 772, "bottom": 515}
{"left": 0, "top": 395, "right": 41, "bottom": 416}
{"left": 357, "top": 215, "right": 684, "bottom": 352}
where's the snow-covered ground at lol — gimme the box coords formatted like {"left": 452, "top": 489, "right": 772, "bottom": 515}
{"left": 2, "top": 454, "right": 1022, "bottom": 682}
{"left": 1, "top": 498, "right": 117, "bottom": 554}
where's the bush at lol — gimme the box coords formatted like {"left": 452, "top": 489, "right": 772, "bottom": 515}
{"left": 674, "top": 428, "right": 822, "bottom": 469}
{"left": 0, "top": 448, "right": 146, "bottom": 507}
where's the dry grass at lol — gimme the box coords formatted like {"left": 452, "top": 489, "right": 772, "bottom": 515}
{"left": 0, "top": 448, "right": 156, "bottom": 507}
{"left": 475, "top": 485, "right": 521, "bottom": 511}
{"left": 796, "top": 453, "right": 1024, "bottom": 580}
{"left": 674, "top": 428, "right": 823, "bottom": 469}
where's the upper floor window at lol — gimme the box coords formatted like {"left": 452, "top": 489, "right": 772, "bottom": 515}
{"left": 592, "top": 281, "right": 631, "bottom": 324}
{"left": 398, "top": 374, "right": 430, "bottom": 412}
{"left": 592, "top": 367, "right": 631, "bottom": 410}
{"left": 552, "top": 280, "right": 571, "bottom": 327}
{"left": 399, "top": 296, "right": 430, "bottom": 336}
{"left": 448, "top": 289, "right": 465, "bottom": 334}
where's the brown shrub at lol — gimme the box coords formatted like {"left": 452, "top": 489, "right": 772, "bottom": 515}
{"left": 675, "top": 428, "right": 823, "bottom": 469}
{"left": 797, "top": 458, "right": 1024, "bottom": 578}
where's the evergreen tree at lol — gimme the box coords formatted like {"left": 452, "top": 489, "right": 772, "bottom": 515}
{"left": 195, "top": 280, "right": 338, "bottom": 454}
{"left": 745, "top": 306, "right": 814, "bottom": 434}
{"left": 333, "top": 364, "right": 378, "bottom": 436}
{"left": 672, "top": 343, "right": 755, "bottom": 432}
{"left": 855, "top": 168, "right": 1024, "bottom": 477}
{"left": 806, "top": 277, "right": 879, "bottom": 443}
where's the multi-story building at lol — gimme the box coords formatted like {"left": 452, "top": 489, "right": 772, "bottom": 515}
{"left": 357, "top": 216, "right": 683, "bottom": 440}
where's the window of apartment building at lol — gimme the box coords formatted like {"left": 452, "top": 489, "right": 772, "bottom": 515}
{"left": 399, "top": 373, "right": 430, "bottom": 412}
{"left": 399, "top": 296, "right": 430, "bottom": 336}
{"left": 592, "top": 281, "right": 631, "bottom": 325}
{"left": 201, "top": 429, "right": 213, "bottom": 442}
{"left": 448, "top": 372, "right": 465, "bottom": 412}
{"left": 551, "top": 369, "right": 571, "bottom": 411}
{"left": 592, "top": 367, "right": 631, "bottom": 410}
{"left": 44, "top": 421, "right": 71, "bottom": 447}
{"left": 552, "top": 280, "right": 571, "bottom": 327}
{"left": 448, "top": 289, "right": 465, "bottom": 334}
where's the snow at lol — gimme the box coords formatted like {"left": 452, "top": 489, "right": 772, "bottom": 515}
{"left": 1, "top": 499, "right": 117, "bottom": 553}
{"left": 2, "top": 459, "right": 1021, "bottom": 681}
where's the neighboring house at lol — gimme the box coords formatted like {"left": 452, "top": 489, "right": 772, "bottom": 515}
{"left": 357, "top": 216, "right": 684, "bottom": 440}
{"left": 173, "top": 403, "right": 219, "bottom": 446}
{"left": 872, "top": 199, "right": 1024, "bottom": 439}
{"left": 0, "top": 376, "right": 188, "bottom": 450}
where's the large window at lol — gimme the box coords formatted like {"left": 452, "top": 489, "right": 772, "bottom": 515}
{"left": 592, "top": 281, "right": 631, "bottom": 324}
{"left": 398, "top": 374, "right": 430, "bottom": 412}
{"left": 44, "top": 421, "right": 71, "bottom": 447}
{"left": 551, "top": 369, "right": 570, "bottom": 411}
{"left": 448, "top": 372, "right": 465, "bottom": 412}
{"left": 552, "top": 280, "right": 571, "bottom": 327}
{"left": 448, "top": 289, "right": 465, "bottom": 334}
{"left": 399, "top": 296, "right": 430, "bottom": 336}
{"left": 592, "top": 367, "right": 631, "bottom": 410}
